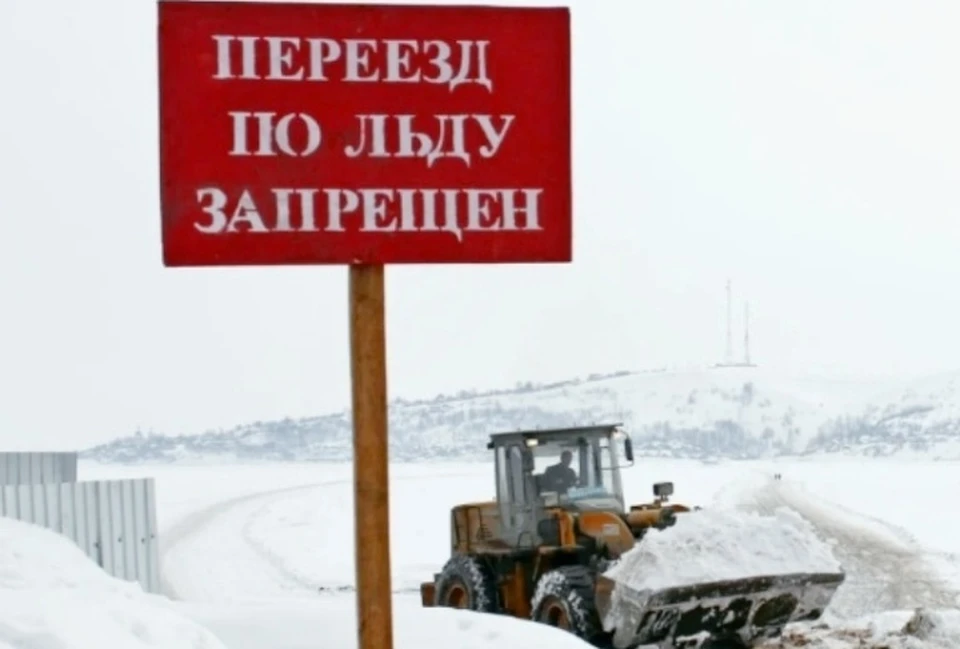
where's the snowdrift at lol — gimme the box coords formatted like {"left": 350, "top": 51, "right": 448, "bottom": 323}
{"left": 0, "top": 517, "right": 227, "bottom": 649}
{"left": 178, "top": 599, "right": 960, "bottom": 649}
{"left": 604, "top": 507, "right": 842, "bottom": 590}
{"left": 769, "top": 608, "right": 960, "bottom": 648}
{"left": 598, "top": 507, "right": 960, "bottom": 649}
{"left": 0, "top": 514, "right": 596, "bottom": 649}
{"left": 178, "top": 598, "right": 599, "bottom": 649}
{"left": 596, "top": 506, "right": 844, "bottom": 647}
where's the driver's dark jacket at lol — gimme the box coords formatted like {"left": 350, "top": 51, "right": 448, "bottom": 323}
{"left": 540, "top": 463, "right": 577, "bottom": 493}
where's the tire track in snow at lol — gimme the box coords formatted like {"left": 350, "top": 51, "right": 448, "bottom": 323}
{"left": 160, "top": 479, "right": 345, "bottom": 600}
{"left": 161, "top": 470, "right": 475, "bottom": 601}
{"left": 237, "top": 494, "right": 422, "bottom": 597}
{"left": 738, "top": 479, "right": 960, "bottom": 619}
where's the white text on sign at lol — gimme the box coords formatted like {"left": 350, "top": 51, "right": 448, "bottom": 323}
{"left": 344, "top": 114, "right": 514, "bottom": 167}
{"left": 211, "top": 35, "right": 493, "bottom": 92}
{"left": 194, "top": 187, "right": 545, "bottom": 242}
{"left": 226, "top": 112, "right": 515, "bottom": 167}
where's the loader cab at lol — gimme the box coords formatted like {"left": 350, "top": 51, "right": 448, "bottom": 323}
{"left": 487, "top": 424, "right": 634, "bottom": 547}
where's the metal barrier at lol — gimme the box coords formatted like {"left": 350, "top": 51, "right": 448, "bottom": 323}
{"left": 0, "top": 476, "right": 160, "bottom": 593}
{"left": 0, "top": 451, "right": 78, "bottom": 485}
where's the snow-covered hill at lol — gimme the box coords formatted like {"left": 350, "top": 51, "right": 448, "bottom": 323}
{"left": 84, "top": 366, "right": 960, "bottom": 464}
{"left": 805, "top": 371, "right": 960, "bottom": 460}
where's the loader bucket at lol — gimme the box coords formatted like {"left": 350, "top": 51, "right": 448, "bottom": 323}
{"left": 596, "top": 571, "right": 845, "bottom": 649}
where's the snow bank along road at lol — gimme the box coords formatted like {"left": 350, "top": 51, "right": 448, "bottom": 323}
{"left": 739, "top": 477, "right": 960, "bottom": 619}
{"left": 160, "top": 466, "right": 960, "bottom": 623}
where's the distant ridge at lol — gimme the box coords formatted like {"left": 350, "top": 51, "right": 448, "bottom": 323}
{"left": 84, "top": 367, "right": 960, "bottom": 464}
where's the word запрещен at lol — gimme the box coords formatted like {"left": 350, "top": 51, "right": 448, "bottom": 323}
{"left": 194, "top": 34, "right": 543, "bottom": 241}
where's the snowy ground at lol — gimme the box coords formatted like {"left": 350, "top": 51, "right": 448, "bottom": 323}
{"left": 0, "top": 515, "right": 228, "bottom": 649}
{"left": 0, "top": 517, "right": 591, "bottom": 649}
{"left": 14, "top": 457, "right": 960, "bottom": 648}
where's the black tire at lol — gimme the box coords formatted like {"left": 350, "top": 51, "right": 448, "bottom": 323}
{"left": 433, "top": 555, "right": 499, "bottom": 612}
{"left": 530, "top": 566, "right": 611, "bottom": 646}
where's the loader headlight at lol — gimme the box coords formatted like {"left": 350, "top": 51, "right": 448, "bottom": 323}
{"left": 653, "top": 481, "right": 674, "bottom": 498}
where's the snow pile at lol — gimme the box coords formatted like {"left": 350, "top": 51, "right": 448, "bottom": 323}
{"left": 604, "top": 507, "right": 842, "bottom": 591}
{"left": 896, "top": 609, "right": 960, "bottom": 648}
{"left": 0, "top": 517, "right": 227, "bottom": 649}
{"left": 179, "top": 599, "right": 597, "bottom": 649}
{"left": 765, "top": 608, "right": 960, "bottom": 648}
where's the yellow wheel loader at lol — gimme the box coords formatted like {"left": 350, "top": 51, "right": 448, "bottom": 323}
{"left": 419, "top": 424, "right": 844, "bottom": 649}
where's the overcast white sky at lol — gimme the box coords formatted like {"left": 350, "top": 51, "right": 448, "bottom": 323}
{"left": 2, "top": 0, "right": 960, "bottom": 449}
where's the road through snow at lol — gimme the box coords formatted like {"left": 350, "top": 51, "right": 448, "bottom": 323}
{"left": 161, "top": 464, "right": 960, "bottom": 627}
{"left": 737, "top": 477, "right": 960, "bottom": 619}
{"left": 160, "top": 471, "right": 476, "bottom": 602}
{"left": 160, "top": 480, "right": 342, "bottom": 601}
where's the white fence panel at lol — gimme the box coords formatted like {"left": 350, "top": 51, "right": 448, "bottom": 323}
{"left": 0, "top": 478, "right": 160, "bottom": 593}
{"left": 0, "top": 452, "right": 78, "bottom": 485}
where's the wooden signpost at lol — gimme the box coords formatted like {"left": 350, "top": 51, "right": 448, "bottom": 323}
{"left": 157, "top": 2, "right": 571, "bottom": 648}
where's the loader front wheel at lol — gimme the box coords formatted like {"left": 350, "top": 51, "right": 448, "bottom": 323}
{"left": 433, "top": 555, "right": 499, "bottom": 613}
{"left": 531, "top": 566, "right": 610, "bottom": 646}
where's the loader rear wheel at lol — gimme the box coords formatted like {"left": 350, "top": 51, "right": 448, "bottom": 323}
{"left": 531, "top": 566, "right": 610, "bottom": 646}
{"left": 433, "top": 555, "right": 498, "bottom": 613}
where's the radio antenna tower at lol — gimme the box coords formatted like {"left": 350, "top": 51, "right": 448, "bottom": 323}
{"left": 724, "top": 279, "right": 734, "bottom": 365}
{"left": 715, "top": 280, "right": 758, "bottom": 368}
{"left": 743, "top": 301, "right": 751, "bottom": 365}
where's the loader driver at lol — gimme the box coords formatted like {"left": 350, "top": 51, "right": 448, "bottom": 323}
{"left": 540, "top": 450, "right": 578, "bottom": 494}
